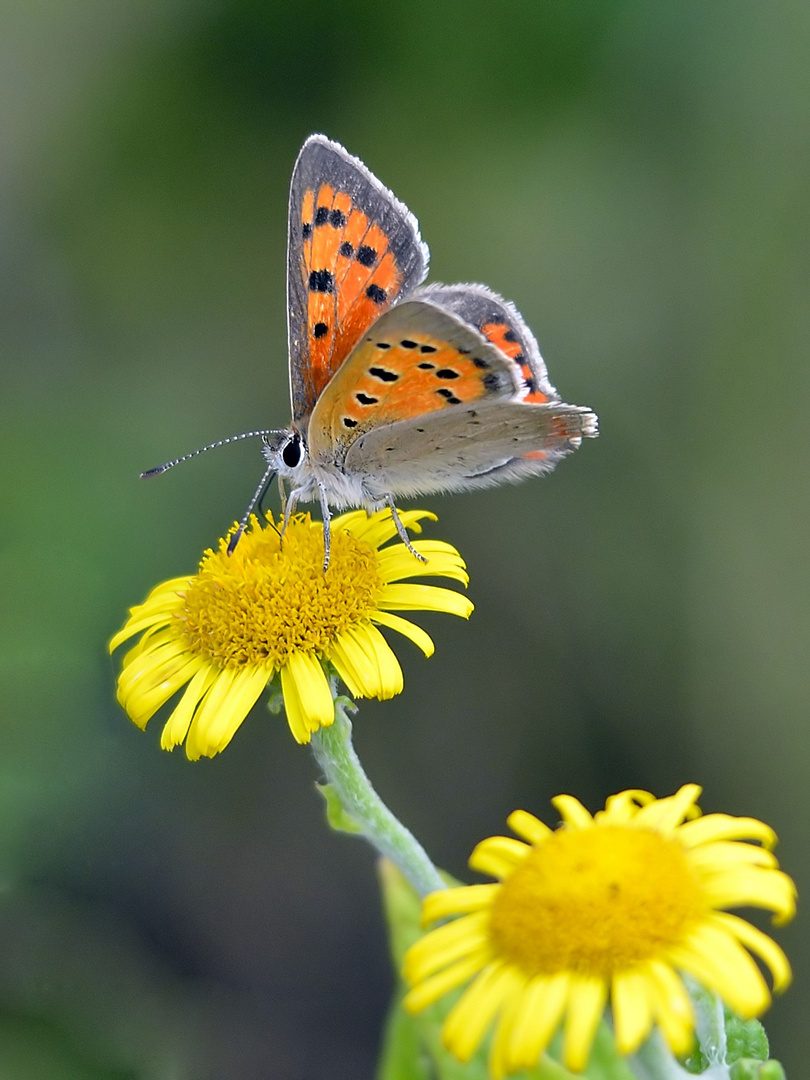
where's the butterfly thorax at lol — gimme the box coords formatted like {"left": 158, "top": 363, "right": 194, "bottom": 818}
{"left": 262, "top": 427, "right": 373, "bottom": 509}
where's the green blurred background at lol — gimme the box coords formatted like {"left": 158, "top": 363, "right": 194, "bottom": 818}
{"left": 1, "top": 1, "right": 808, "bottom": 1076}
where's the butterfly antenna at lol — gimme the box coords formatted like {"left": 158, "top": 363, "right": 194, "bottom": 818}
{"left": 227, "top": 460, "right": 277, "bottom": 555}
{"left": 140, "top": 431, "right": 276, "bottom": 478}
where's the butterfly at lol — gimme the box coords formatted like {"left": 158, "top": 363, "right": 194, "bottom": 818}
{"left": 146, "top": 135, "right": 597, "bottom": 566}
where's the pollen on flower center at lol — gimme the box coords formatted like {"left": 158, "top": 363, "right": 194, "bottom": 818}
{"left": 489, "top": 825, "right": 705, "bottom": 978}
{"left": 177, "top": 516, "right": 383, "bottom": 668}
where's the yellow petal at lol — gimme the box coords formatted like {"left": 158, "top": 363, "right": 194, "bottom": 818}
{"left": 701, "top": 867, "right": 796, "bottom": 922}
{"left": 160, "top": 664, "right": 218, "bottom": 750}
{"left": 689, "top": 841, "right": 778, "bottom": 870}
{"left": 377, "top": 543, "right": 469, "bottom": 585}
{"left": 551, "top": 794, "right": 594, "bottom": 829}
{"left": 329, "top": 632, "right": 377, "bottom": 697}
{"left": 109, "top": 612, "right": 174, "bottom": 653}
{"left": 379, "top": 582, "right": 473, "bottom": 618}
{"left": 708, "top": 912, "right": 792, "bottom": 992}
{"left": 633, "top": 784, "right": 701, "bottom": 833}
{"left": 443, "top": 963, "right": 521, "bottom": 1062}
{"left": 371, "top": 610, "right": 435, "bottom": 657}
{"left": 282, "top": 652, "right": 334, "bottom": 740}
{"left": 505, "top": 972, "right": 569, "bottom": 1071}
{"left": 421, "top": 884, "right": 500, "bottom": 924}
{"left": 678, "top": 814, "right": 777, "bottom": 851}
{"left": 185, "top": 668, "right": 240, "bottom": 759}
{"left": 403, "top": 912, "right": 489, "bottom": 983}
{"left": 347, "top": 508, "right": 434, "bottom": 549}
{"left": 279, "top": 663, "right": 310, "bottom": 744}
{"left": 506, "top": 809, "right": 552, "bottom": 846}
{"left": 611, "top": 969, "right": 654, "bottom": 1054}
{"left": 199, "top": 664, "right": 271, "bottom": 756}
{"left": 347, "top": 623, "right": 403, "bottom": 699}
{"left": 489, "top": 973, "right": 530, "bottom": 1080}
{"left": 668, "top": 922, "right": 770, "bottom": 1018}
{"left": 469, "top": 836, "right": 530, "bottom": 879}
{"left": 120, "top": 653, "right": 204, "bottom": 728}
{"left": 562, "top": 976, "right": 607, "bottom": 1072}
{"left": 644, "top": 960, "right": 695, "bottom": 1054}
{"left": 403, "top": 948, "right": 490, "bottom": 1014}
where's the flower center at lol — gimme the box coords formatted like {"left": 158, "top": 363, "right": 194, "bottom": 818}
{"left": 176, "top": 516, "right": 383, "bottom": 668}
{"left": 489, "top": 826, "right": 706, "bottom": 977}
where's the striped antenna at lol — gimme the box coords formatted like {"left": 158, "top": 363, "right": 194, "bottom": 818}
{"left": 140, "top": 430, "right": 276, "bottom": 478}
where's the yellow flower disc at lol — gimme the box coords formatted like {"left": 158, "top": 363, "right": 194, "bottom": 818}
{"left": 179, "top": 519, "right": 383, "bottom": 668}
{"left": 489, "top": 825, "right": 704, "bottom": 977}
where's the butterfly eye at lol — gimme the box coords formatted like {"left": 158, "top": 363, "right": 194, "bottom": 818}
{"left": 282, "top": 434, "right": 303, "bottom": 468}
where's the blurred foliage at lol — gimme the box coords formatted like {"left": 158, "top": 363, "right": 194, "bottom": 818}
{"left": 1, "top": 1, "right": 808, "bottom": 1076}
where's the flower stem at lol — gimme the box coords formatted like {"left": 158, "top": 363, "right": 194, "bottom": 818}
{"left": 629, "top": 1032, "right": 699, "bottom": 1080}
{"left": 309, "top": 699, "right": 445, "bottom": 897}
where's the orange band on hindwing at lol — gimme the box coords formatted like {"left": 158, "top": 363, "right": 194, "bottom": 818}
{"left": 481, "top": 321, "right": 549, "bottom": 403}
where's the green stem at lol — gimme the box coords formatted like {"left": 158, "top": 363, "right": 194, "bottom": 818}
{"left": 309, "top": 699, "right": 445, "bottom": 897}
{"left": 629, "top": 1032, "right": 698, "bottom": 1080}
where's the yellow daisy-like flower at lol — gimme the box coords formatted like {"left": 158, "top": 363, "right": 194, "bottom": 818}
{"left": 403, "top": 785, "right": 795, "bottom": 1076}
{"left": 110, "top": 509, "right": 472, "bottom": 757}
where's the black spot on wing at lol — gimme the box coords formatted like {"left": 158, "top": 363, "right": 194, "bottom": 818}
{"left": 400, "top": 339, "right": 417, "bottom": 349}
{"left": 314, "top": 206, "right": 330, "bottom": 226}
{"left": 366, "top": 284, "right": 387, "bottom": 304}
{"left": 356, "top": 392, "right": 378, "bottom": 405}
{"left": 339, "top": 241, "right": 355, "bottom": 258}
{"left": 329, "top": 208, "right": 347, "bottom": 227}
{"left": 369, "top": 366, "right": 399, "bottom": 382}
{"left": 302, "top": 222, "right": 312, "bottom": 239}
{"left": 437, "top": 388, "right": 461, "bottom": 405}
{"left": 436, "top": 368, "right": 460, "bottom": 379}
{"left": 420, "top": 344, "right": 437, "bottom": 354}
{"left": 343, "top": 417, "right": 358, "bottom": 428}
{"left": 313, "top": 322, "right": 329, "bottom": 338}
{"left": 309, "top": 270, "right": 335, "bottom": 293}
{"left": 472, "top": 357, "right": 489, "bottom": 369}
{"left": 417, "top": 361, "right": 435, "bottom": 369}
{"left": 356, "top": 245, "right": 377, "bottom": 267}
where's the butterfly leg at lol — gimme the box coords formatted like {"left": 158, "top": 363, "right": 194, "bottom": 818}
{"left": 317, "top": 483, "right": 333, "bottom": 572}
{"left": 384, "top": 495, "right": 428, "bottom": 564}
{"left": 280, "top": 488, "right": 300, "bottom": 545}
{"left": 277, "top": 473, "right": 288, "bottom": 516}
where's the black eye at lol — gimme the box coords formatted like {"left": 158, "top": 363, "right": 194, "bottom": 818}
{"left": 282, "top": 435, "right": 302, "bottom": 468}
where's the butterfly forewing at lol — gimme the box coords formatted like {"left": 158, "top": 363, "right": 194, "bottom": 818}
{"left": 287, "top": 136, "right": 429, "bottom": 423}
{"left": 306, "top": 300, "right": 523, "bottom": 467}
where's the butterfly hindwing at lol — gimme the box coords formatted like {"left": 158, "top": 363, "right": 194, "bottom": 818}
{"left": 287, "top": 136, "right": 430, "bottom": 423}
{"left": 306, "top": 299, "right": 523, "bottom": 467}
{"left": 416, "top": 283, "right": 557, "bottom": 404}
{"left": 343, "top": 397, "right": 597, "bottom": 500}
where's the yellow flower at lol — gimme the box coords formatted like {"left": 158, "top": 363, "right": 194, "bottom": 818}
{"left": 403, "top": 785, "right": 795, "bottom": 1076}
{"left": 111, "top": 509, "right": 472, "bottom": 757}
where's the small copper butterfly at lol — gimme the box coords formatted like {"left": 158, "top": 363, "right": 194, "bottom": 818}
{"left": 146, "top": 135, "right": 598, "bottom": 565}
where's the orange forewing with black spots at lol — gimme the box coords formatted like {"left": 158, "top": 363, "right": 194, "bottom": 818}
{"left": 288, "top": 137, "right": 428, "bottom": 423}
{"left": 307, "top": 300, "right": 521, "bottom": 464}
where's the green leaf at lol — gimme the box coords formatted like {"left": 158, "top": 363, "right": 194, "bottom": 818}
{"left": 376, "top": 997, "right": 433, "bottom": 1080}
{"left": 724, "top": 1011, "right": 769, "bottom": 1064}
{"left": 729, "top": 1060, "right": 786, "bottom": 1080}
{"left": 316, "top": 782, "right": 364, "bottom": 834}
